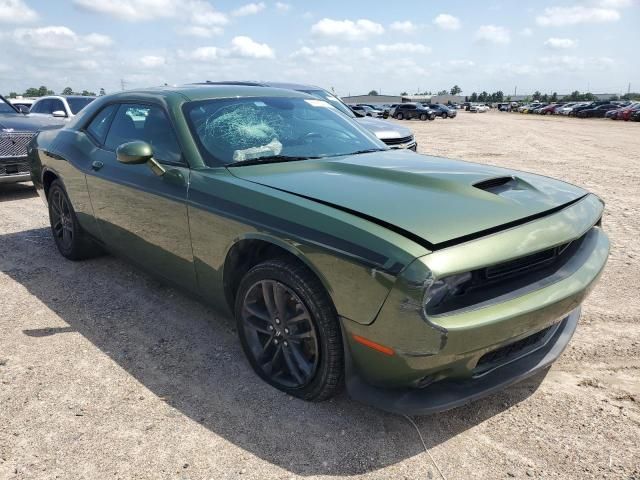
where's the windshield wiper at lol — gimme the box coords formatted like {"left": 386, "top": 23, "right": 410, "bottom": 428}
{"left": 334, "top": 148, "right": 386, "bottom": 157}
{"left": 228, "top": 155, "right": 324, "bottom": 167}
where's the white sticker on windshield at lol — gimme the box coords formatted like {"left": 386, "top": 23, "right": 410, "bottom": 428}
{"left": 304, "top": 99, "right": 330, "bottom": 107}
{"left": 254, "top": 101, "right": 267, "bottom": 107}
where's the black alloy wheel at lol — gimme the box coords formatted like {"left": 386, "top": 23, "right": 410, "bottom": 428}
{"left": 47, "top": 180, "right": 102, "bottom": 260}
{"left": 235, "top": 258, "right": 343, "bottom": 401}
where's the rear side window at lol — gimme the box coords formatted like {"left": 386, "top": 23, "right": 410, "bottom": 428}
{"left": 31, "top": 99, "right": 50, "bottom": 114}
{"left": 86, "top": 104, "right": 118, "bottom": 144}
{"left": 104, "top": 104, "right": 182, "bottom": 164}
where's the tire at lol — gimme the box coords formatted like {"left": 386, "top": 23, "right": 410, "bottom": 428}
{"left": 420, "top": 113, "right": 427, "bottom": 121}
{"left": 235, "top": 257, "right": 344, "bottom": 401}
{"left": 396, "top": 113, "right": 403, "bottom": 120}
{"left": 442, "top": 112, "right": 448, "bottom": 119}
{"left": 47, "top": 180, "right": 103, "bottom": 260}
{"left": 429, "top": 114, "right": 436, "bottom": 121}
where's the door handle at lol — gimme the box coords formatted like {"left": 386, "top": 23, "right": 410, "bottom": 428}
{"left": 91, "top": 160, "right": 104, "bottom": 171}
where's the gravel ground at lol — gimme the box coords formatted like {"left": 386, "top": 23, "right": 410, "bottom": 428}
{"left": 1, "top": 111, "right": 638, "bottom": 480}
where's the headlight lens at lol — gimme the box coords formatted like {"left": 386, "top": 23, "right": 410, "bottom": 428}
{"left": 422, "top": 272, "right": 472, "bottom": 317}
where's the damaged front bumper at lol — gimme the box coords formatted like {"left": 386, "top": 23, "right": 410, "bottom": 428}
{"left": 340, "top": 194, "right": 609, "bottom": 414}
{"left": 343, "top": 308, "right": 580, "bottom": 415}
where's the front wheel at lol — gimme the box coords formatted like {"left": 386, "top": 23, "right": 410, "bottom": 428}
{"left": 429, "top": 114, "right": 436, "bottom": 121}
{"left": 48, "top": 180, "right": 102, "bottom": 260}
{"left": 442, "top": 112, "right": 448, "bottom": 119}
{"left": 420, "top": 113, "right": 427, "bottom": 121}
{"left": 235, "top": 258, "right": 344, "bottom": 401}
{"left": 396, "top": 113, "right": 404, "bottom": 120}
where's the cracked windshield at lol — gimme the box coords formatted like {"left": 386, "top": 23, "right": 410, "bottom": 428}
{"left": 185, "top": 96, "right": 386, "bottom": 165}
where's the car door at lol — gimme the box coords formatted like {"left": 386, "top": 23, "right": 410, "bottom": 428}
{"left": 84, "top": 102, "right": 197, "bottom": 290}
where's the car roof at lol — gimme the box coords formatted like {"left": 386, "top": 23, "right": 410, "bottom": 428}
{"left": 195, "top": 80, "right": 324, "bottom": 91}
{"left": 104, "top": 85, "right": 312, "bottom": 103}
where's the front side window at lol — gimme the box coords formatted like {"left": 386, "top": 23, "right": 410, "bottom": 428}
{"left": 184, "top": 96, "right": 386, "bottom": 166}
{"left": 104, "top": 104, "right": 182, "bottom": 163}
{"left": 0, "top": 96, "right": 18, "bottom": 114}
{"left": 51, "top": 99, "right": 66, "bottom": 115}
{"left": 86, "top": 104, "right": 118, "bottom": 144}
{"left": 31, "top": 99, "right": 50, "bottom": 114}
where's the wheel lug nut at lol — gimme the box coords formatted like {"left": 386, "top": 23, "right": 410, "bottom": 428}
{"left": 268, "top": 325, "right": 274, "bottom": 331}
{"left": 284, "top": 328, "right": 289, "bottom": 334}
{"left": 284, "top": 341, "right": 288, "bottom": 347}
{"left": 274, "top": 339, "right": 279, "bottom": 345}
{"left": 275, "top": 318, "right": 280, "bottom": 324}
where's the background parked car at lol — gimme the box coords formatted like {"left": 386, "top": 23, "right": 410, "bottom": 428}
{"left": 577, "top": 104, "right": 619, "bottom": 118}
{"left": 0, "top": 94, "right": 64, "bottom": 184}
{"left": 8, "top": 98, "right": 34, "bottom": 113}
{"left": 424, "top": 103, "right": 457, "bottom": 118}
{"left": 392, "top": 103, "right": 436, "bottom": 120}
{"left": 29, "top": 95, "right": 96, "bottom": 119}
{"left": 355, "top": 104, "right": 384, "bottom": 117}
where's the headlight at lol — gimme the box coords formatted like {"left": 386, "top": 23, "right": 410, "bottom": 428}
{"left": 422, "top": 272, "right": 472, "bottom": 317}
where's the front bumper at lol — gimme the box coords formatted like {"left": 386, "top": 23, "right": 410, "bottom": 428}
{"left": 344, "top": 308, "right": 580, "bottom": 415}
{"left": 341, "top": 194, "right": 609, "bottom": 413}
{"left": 0, "top": 172, "right": 31, "bottom": 184}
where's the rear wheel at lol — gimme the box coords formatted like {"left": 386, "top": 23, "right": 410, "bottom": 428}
{"left": 48, "top": 180, "right": 102, "bottom": 260}
{"left": 235, "top": 258, "right": 343, "bottom": 401}
{"left": 396, "top": 112, "right": 404, "bottom": 120}
{"left": 420, "top": 113, "right": 427, "bottom": 121}
{"left": 442, "top": 112, "right": 448, "bottom": 119}
{"left": 429, "top": 114, "right": 436, "bottom": 121}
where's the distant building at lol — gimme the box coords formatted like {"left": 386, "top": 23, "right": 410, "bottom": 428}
{"left": 341, "top": 93, "right": 466, "bottom": 105}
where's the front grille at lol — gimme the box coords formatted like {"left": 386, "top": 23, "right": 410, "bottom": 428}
{"left": 382, "top": 135, "right": 414, "bottom": 146}
{"left": 0, "top": 131, "right": 35, "bottom": 159}
{"left": 0, "top": 161, "right": 30, "bottom": 176}
{"left": 426, "top": 232, "right": 587, "bottom": 316}
{"left": 474, "top": 324, "right": 555, "bottom": 375}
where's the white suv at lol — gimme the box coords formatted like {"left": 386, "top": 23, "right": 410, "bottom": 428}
{"left": 29, "top": 95, "right": 96, "bottom": 119}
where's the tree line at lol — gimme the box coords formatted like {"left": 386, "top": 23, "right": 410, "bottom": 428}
{"left": 6, "top": 86, "right": 106, "bottom": 98}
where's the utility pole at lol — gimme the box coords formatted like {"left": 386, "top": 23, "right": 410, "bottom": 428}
{"left": 120, "top": 79, "right": 127, "bottom": 91}
{"left": 628, "top": 82, "right": 631, "bottom": 95}
{"left": 514, "top": 86, "right": 517, "bottom": 97}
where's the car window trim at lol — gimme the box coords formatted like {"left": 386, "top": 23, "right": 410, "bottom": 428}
{"left": 82, "top": 100, "right": 188, "bottom": 167}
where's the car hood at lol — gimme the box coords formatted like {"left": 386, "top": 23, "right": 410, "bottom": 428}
{"left": 355, "top": 117, "right": 413, "bottom": 140}
{"left": 229, "top": 149, "right": 587, "bottom": 248}
{"left": 0, "top": 113, "right": 65, "bottom": 132}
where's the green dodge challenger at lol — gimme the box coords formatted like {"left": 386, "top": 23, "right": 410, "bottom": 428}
{"left": 28, "top": 85, "right": 609, "bottom": 414}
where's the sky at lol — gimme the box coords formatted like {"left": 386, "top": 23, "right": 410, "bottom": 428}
{"left": 0, "top": 0, "right": 638, "bottom": 97}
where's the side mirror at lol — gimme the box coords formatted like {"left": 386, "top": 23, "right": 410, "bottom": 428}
{"left": 52, "top": 110, "right": 67, "bottom": 118}
{"left": 116, "top": 141, "right": 165, "bottom": 176}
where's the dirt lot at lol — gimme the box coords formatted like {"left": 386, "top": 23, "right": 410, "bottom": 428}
{"left": 1, "top": 112, "right": 638, "bottom": 480}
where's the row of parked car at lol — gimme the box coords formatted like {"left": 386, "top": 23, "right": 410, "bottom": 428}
{"left": 511, "top": 100, "right": 640, "bottom": 120}
{"left": 350, "top": 103, "right": 458, "bottom": 121}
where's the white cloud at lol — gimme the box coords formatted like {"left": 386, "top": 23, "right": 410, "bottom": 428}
{"left": 433, "top": 14, "right": 461, "bottom": 30}
{"left": 73, "top": 0, "right": 228, "bottom": 25}
{"left": 597, "top": 0, "right": 633, "bottom": 7}
{"left": 536, "top": 6, "right": 620, "bottom": 26}
{"left": 275, "top": 2, "right": 290, "bottom": 12}
{"left": 11, "top": 26, "right": 113, "bottom": 51}
{"left": 544, "top": 37, "right": 577, "bottom": 49}
{"left": 140, "top": 55, "right": 165, "bottom": 68}
{"left": 311, "top": 18, "right": 384, "bottom": 41}
{"left": 375, "top": 43, "right": 431, "bottom": 54}
{"left": 0, "top": 0, "right": 38, "bottom": 23}
{"left": 230, "top": 36, "right": 274, "bottom": 58}
{"left": 84, "top": 33, "right": 113, "bottom": 47}
{"left": 176, "top": 25, "right": 223, "bottom": 37}
{"left": 187, "top": 46, "right": 221, "bottom": 61}
{"left": 389, "top": 20, "right": 417, "bottom": 33}
{"left": 538, "top": 55, "right": 615, "bottom": 70}
{"left": 520, "top": 27, "right": 533, "bottom": 36}
{"left": 475, "top": 25, "right": 510, "bottom": 44}
{"left": 231, "top": 2, "right": 265, "bottom": 17}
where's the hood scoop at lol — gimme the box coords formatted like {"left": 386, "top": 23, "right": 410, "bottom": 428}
{"left": 474, "top": 176, "right": 518, "bottom": 195}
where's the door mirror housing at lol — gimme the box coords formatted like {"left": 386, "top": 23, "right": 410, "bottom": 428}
{"left": 117, "top": 141, "right": 153, "bottom": 164}
{"left": 52, "top": 110, "right": 67, "bottom": 118}
{"left": 116, "top": 141, "right": 166, "bottom": 176}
